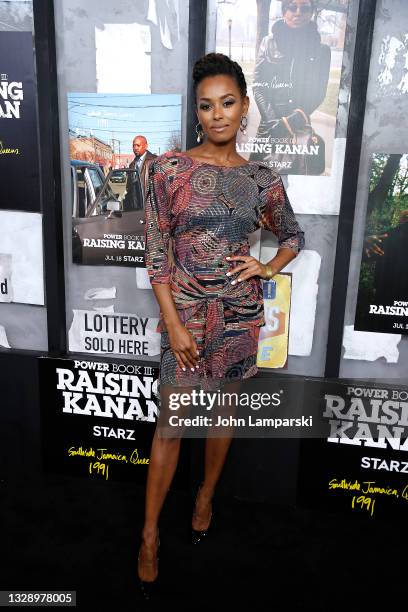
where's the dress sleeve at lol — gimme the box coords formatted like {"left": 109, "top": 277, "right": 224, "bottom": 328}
{"left": 259, "top": 173, "right": 305, "bottom": 255}
{"left": 144, "top": 159, "right": 172, "bottom": 284}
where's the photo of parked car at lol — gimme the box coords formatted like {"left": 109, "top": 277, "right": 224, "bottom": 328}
{"left": 71, "top": 160, "right": 146, "bottom": 266}
{"left": 110, "top": 170, "right": 127, "bottom": 183}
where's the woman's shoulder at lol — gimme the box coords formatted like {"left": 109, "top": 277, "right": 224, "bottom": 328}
{"left": 149, "top": 150, "right": 178, "bottom": 172}
{"left": 148, "top": 150, "right": 192, "bottom": 180}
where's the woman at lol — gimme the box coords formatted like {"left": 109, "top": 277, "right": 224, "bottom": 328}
{"left": 138, "top": 52, "right": 305, "bottom": 598}
{"left": 250, "top": 0, "right": 331, "bottom": 174}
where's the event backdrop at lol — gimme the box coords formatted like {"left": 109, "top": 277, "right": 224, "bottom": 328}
{"left": 206, "top": 0, "right": 360, "bottom": 378}
{"left": 340, "top": 0, "right": 408, "bottom": 379}
{"left": 40, "top": 356, "right": 158, "bottom": 483}
{"left": 354, "top": 153, "right": 408, "bottom": 335}
{"left": 39, "top": 355, "right": 190, "bottom": 488}
{"left": 53, "top": 0, "right": 189, "bottom": 360}
{"left": 214, "top": 0, "right": 348, "bottom": 177}
{"left": 0, "top": 31, "right": 40, "bottom": 212}
{"left": 0, "top": 211, "right": 44, "bottom": 306}
{"left": 299, "top": 377, "right": 408, "bottom": 519}
{"left": 0, "top": 21, "right": 47, "bottom": 352}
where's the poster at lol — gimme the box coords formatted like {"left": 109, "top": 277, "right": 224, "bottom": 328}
{"left": 257, "top": 273, "right": 292, "bottom": 368}
{"left": 68, "top": 309, "right": 160, "bottom": 358}
{"left": 0, "top": 211, "right": 44, "bottom": 305}
{"left": 295, "top": 378, "right": 408, "bottom": 519}
{"left": 214, "top": 0, "right": 349, "bottom": 176}
{"left": 355, "top": 153, "right": 408, "bottom": 335}
{"left": 68, "top": 92, "right": 181, "bottom": 266}
{"left": 94, "top": 2, "right": 181, "bottom": 93}
{"left": 0, "top": 32, "right": 40, "bottom": 212}
{"left": 260, "top": 246, "right": 320, "bottom": 357}
{"left": 39, "top": 357, "right": 161, "bottom": 483}
{"left": 95, "top": 24, "right": 152, "bottom": 94}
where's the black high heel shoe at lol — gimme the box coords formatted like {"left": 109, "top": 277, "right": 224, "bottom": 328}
{"left": 138, "top": 531, "right": 160, "bottom": 600}
{"left": 191, "top": 484, "right": 213, "bottom": 545}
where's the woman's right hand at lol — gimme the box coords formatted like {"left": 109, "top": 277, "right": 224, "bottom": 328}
{"left": 168, "top": 322, "right": 200, "bottom": 371}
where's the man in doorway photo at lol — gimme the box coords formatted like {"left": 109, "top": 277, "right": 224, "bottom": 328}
{"left": 123, "top": 135, "right": 157, "bottom": 210}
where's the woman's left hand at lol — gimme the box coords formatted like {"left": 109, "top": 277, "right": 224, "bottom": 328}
{"left": 225, "top": 255, "right": 272, "bottom": 283}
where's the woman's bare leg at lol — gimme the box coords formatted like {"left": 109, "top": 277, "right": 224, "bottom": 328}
{"left": 138, "top": 383, "right": 192, "bottom": 582}
{"left": 138, "top": 436, "right": 181, "bottom": 580}
{"left": 191, "top": 437, "right": 233, "bottom": 530}
{"left": 192, "top": 380, "right": 241, "bottom": 530}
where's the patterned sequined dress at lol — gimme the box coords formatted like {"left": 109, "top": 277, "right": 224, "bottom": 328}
{"left": 144, "top": 150, "right": 305, "bottom": 391}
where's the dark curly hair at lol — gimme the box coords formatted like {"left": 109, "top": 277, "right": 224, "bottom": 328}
{"left": 192, "top": 52, "right": 247, "bottom": 105}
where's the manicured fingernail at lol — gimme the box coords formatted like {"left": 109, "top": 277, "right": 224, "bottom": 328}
{"left": 226, "top": 256, "right": 230, "bottom": 260}
{"left": 182, "top": 367, "right": 186, "bottom": 371}
{"left": 238, "top": 278, "right": 242, "bottom": 282}
{"left": 226, "top": 272, "right": 231, "bottom": 276}
{"left": 191, "top": 367, "right": 194, "bottom": 372}
{"left": 231, "top": 280, "right": 236, "bottom": 285}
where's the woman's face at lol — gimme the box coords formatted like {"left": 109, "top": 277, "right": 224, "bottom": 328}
{"left": 195, "top": 74, "right": 249, "bottom": 144}
{"left": 283, "top": 0, "right": 313, "bottom": 29}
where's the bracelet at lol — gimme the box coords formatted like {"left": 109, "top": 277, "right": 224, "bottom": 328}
{"left": 264, "top": 265, "right": 274, "bottom": 280}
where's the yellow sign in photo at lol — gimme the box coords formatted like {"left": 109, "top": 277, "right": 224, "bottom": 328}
{"left": 257, "top": 273, "right": 292, "bottom": 369}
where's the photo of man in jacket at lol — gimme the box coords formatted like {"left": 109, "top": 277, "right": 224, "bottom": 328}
{"left": 249, "top": 0, "right": 331, "bottom": 175}
{"left": 123, "top": 135, "right": 157, "bottom": 211}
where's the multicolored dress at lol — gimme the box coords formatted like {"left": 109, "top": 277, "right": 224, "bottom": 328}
{"left": 144, "top": 150, "right": 305, "bottom": 391}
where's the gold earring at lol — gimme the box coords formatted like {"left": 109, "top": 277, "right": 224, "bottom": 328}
{"left": 195, "top": 122, "right": 204, "bottom": 143}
